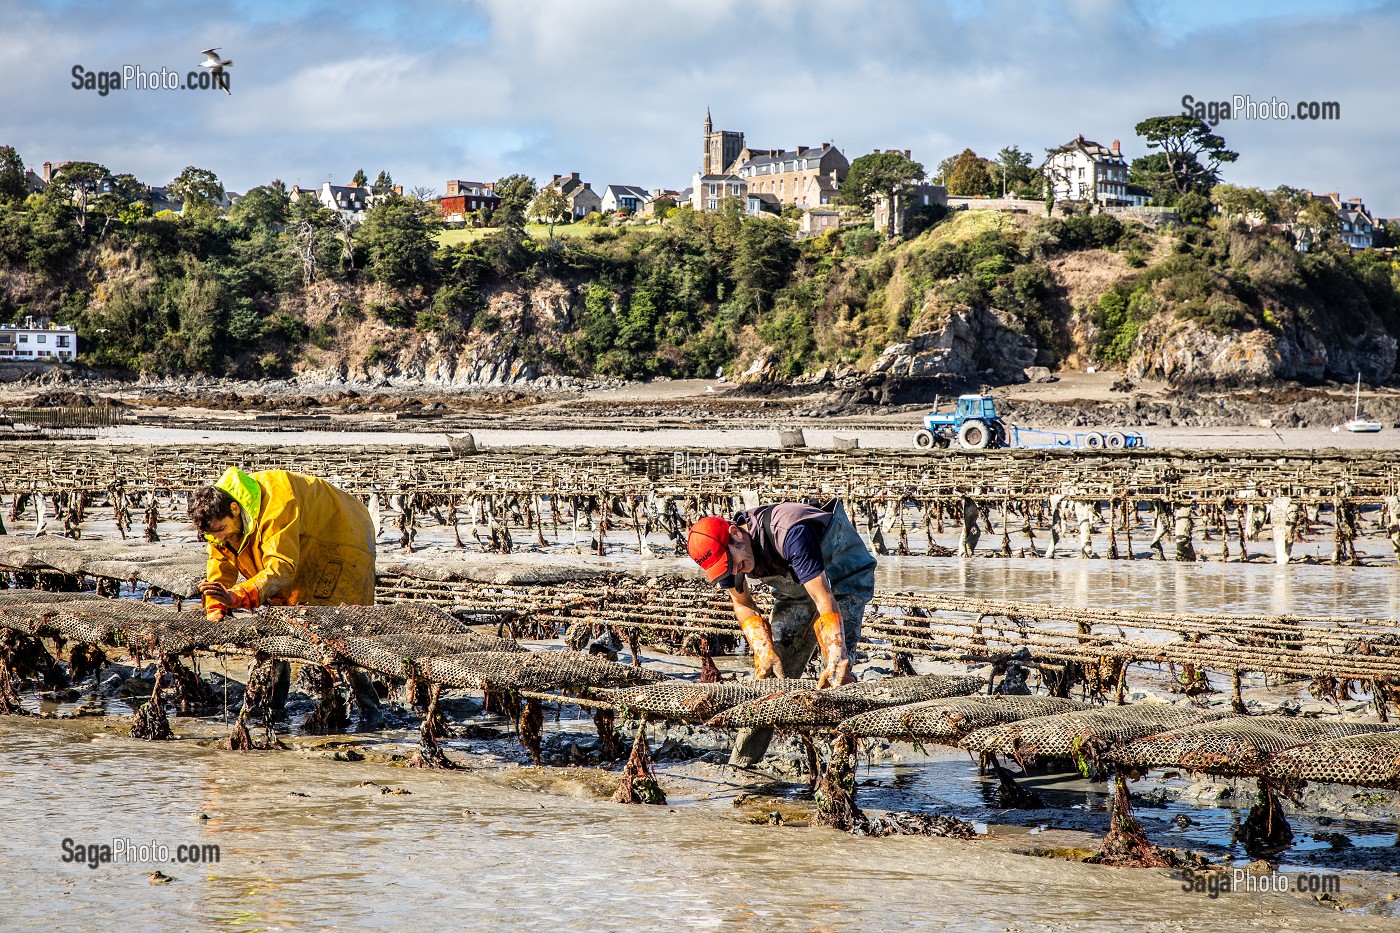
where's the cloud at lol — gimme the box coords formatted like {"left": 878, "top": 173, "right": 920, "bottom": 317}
{"left": 1, "top": 0, "right": 1397, "bottom": 214}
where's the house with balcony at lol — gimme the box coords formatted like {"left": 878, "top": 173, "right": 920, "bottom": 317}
{"left": 0, "top": 317, "right": 78, "bottom": 363}
{"left": 1042, "top": 134, "right": 1133, "bottom": 207}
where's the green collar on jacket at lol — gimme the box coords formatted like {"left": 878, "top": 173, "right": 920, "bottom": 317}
{"left": 214, "top": 467, "right": 261, "bottom": 548}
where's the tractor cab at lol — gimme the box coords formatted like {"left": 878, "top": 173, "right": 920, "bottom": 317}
{"left": 955, "top": 394, "right": 997, "bottom": 423}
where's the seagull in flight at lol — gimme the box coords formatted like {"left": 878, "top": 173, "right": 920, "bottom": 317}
{"left": 199, "top": 48, "right": 232, "bottom": 94}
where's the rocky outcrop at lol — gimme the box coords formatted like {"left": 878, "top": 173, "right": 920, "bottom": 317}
{"left": 872, "top": 304, "right": 1037, "bottom": 384}
{"left": 297, "top": 280, "right": 580, "bottom": 388}
{"left": 1128, "top": 314, "right": 1396, "bottom": 387}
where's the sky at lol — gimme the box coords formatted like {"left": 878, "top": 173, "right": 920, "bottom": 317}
{"left": 2, "top": 0, "right": 1398, "bottom": 215}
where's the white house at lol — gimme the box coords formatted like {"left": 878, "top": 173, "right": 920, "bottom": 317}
{"left": 0, "top": 317, "right": 78, "bottom": 362}
{"left": 600, "top": 184, "right": 650, "bottom": 215}
{"left": 290, "top": 181, "right": 401, "bottom": 226}
{"left": 1043, "top": 135, "right": 1133, "bottom": 207}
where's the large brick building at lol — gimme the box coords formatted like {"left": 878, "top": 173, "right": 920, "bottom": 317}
{"left": 695, "top": 111, "right": 848, "bottom": 211}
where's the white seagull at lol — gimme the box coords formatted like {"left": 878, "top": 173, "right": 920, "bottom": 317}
{"left": 199, "top": 48, "right": 233, "bottom": 94}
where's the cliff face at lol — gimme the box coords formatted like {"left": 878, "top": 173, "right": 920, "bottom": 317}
{"left": 294, "top": 279, "right": 580, "bottom": 387}
{"left": 1128, "top": 315, "right": 1396, "bottom": 386}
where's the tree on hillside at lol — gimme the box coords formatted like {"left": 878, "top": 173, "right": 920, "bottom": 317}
{"left": 89, "top": 173, "right": 149, "bottom": 236}
{"left": 0, "top": 145, "right": 26, "bottom": 203}
{"left": 1127, "top": 152, "right": 1183, "bottom": 205}
{"left": 945, "top": 149, "right": 996, "bottom": 198}
{"left": 1210, "top": 184, "right": 1273, "bottom": 225}
{"left": 52, "top": 161, "right": 111, "bottom": 233}
{"left": 372, "top": 170, "right": 394, "bottom": 195}
{"left": 169, "top": 166, "right": 225, "bottom": 223}
{"left": 1268, "top": 186, "right": 1312, "bottom": 226}
{"left": 1298, "top": 197, "right": 1341, "bottom": 245}
{"left": 491, "top": 174, "right": 537, "bottom": 229}
{"left": 1134, "top": 115, "right": 1238, "bottom": 197}
{"left": 351, "top": 168, "right": 368, "bottom": 188}
{"left": 731, "top": 214, "right": 798, "bottom": 313}
{"left": 289, "top": 194, "right": 341, "bottom": 284}
{"left": 934, "top": 153, "right": 960, "bottom": 185}
{"left": 839, "top": 151, "right": 926, "bottom": 237}
{"left": 229, "top": 184, "right": 291, "bottom": 229}
{"left": 357, "top": 194, "right": 441, "bottom": 289}
{"left": 529, "top": 185, "right": 570, "bottom": 236}
{"left": 995, "top": 146, "right": 1034, "bottom": 199}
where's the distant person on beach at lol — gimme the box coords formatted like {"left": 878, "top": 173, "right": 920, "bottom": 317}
{"left": 686, "top": 499, "right": 876, "bottom": 767}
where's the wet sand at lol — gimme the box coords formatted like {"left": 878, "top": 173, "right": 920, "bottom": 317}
{"left": 48, "top": 422, "right": 1400, "bottom": 452}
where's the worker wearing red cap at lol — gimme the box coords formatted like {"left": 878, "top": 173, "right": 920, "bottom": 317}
{"left": 688, "top": 499, "right": 876, "bottom": 767}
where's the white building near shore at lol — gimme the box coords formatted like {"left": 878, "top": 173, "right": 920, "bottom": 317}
{"left": 0, "top": 317, "right": 78, "bottom": 362}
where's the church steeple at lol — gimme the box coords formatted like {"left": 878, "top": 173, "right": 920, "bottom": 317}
{"left": 704, "top": 107, "right": 712, "bottom": 134}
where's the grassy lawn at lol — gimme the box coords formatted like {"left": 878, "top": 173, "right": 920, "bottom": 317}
{"left": 436, "top": 223, "right": 660, "bottom": 247}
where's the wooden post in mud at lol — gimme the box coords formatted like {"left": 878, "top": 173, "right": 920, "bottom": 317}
{"left": 1271, "top": 496, "right": 1295, "bottom": 565}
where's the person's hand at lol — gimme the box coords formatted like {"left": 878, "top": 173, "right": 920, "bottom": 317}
{"left": 738, "top": 612, "right": 784, "bottom": 679}
{"left": 198, "top": 581, "right": 236, "bottom": 607}
{"left": 814, "top": 611, "right": 855, "bottom": 688}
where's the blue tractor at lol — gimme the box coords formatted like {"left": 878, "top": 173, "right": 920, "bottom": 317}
{"left": 914, "top": 394, "right": 1007, "bottom": 451}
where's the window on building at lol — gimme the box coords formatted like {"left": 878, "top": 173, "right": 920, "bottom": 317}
{"left": 707, "top": 200, "right": 717, "bottom": 210}
{"left": 18, "top": 335, "right": 26, "bottom": 343}
{"left": 57, "top": 336, "right": 70, "bottom": 347}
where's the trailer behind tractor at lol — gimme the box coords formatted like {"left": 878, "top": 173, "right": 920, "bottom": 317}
{"left": 913, "top": 394, "right": 1146, "bottom": 452}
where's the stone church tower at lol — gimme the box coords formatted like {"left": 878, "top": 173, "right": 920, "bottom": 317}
{"left": 702, "top": 108, "right": 744, "bottom": 175}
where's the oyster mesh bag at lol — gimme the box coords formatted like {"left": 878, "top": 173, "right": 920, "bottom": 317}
{"left": 1108, "top": 716, "right": 1395, "bottom": 777}
{"left": 708, "top": 674, "right": 984, "bottom": 730}
{"left": 415, "top": 649, "right": 665, "bottom": 691}
{"left": 1263, "top": 730, "right": 1400, "bottom": 789}
{"left": 960, "top": 704, "right": 1215, "bottom": 762}
{"left": 840, "top": 696, "right": 1090, "bottom": 743}
{"left": 606, "top": 678, "right": 819, "bottom": 724}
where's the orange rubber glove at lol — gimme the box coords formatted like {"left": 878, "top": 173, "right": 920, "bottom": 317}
{"left": 814, "top": 611, "right": 854, "bottom": 688}
{"left": 738, "top": 611, "right": 784, "bottom": 679}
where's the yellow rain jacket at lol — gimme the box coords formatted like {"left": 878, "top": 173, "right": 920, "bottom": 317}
{"left": 203, "top": 468, "right": 377, "bottom": 621}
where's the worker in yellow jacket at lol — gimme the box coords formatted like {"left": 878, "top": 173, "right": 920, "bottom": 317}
{"left": 190, "top": 467, "right": 377, "bottom": 620}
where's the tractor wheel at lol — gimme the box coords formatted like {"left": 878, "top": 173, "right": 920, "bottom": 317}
{"left": 914, "top": 430, "right": 936, "bottom": 449}
{"left": 1084, "top": 432, "right": 1106, "bottom": 449}
{"left": 991, "top": 421, "right": 1008, "bottom": 448}
{"left": 958, "top": 420, "right": 991, "bottom": 451}
{"left": 1107, "top": 432, "right": 1126, "bottom": 449}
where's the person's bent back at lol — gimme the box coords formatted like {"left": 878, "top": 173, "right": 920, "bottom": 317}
{"left": 189, "top": 467, "right": 377, "bottom": 621}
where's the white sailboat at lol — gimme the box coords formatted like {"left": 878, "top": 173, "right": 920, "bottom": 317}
{"left": 1345, "top": 373, "right": 1383, "bottom": 433}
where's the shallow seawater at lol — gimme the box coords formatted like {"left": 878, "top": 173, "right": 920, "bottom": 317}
{"left": 2, "top": 720, "right": 1396, "bottom": 933}
{"left": 5, "top": 559, "right": 1400, "bottom": 931}
{"left": 871, "top": 553, "right": 1400, "bottom": 618}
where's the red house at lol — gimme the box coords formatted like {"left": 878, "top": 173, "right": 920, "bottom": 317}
{"left": 440, "top": 179, "right": 501, "bottom": 223}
